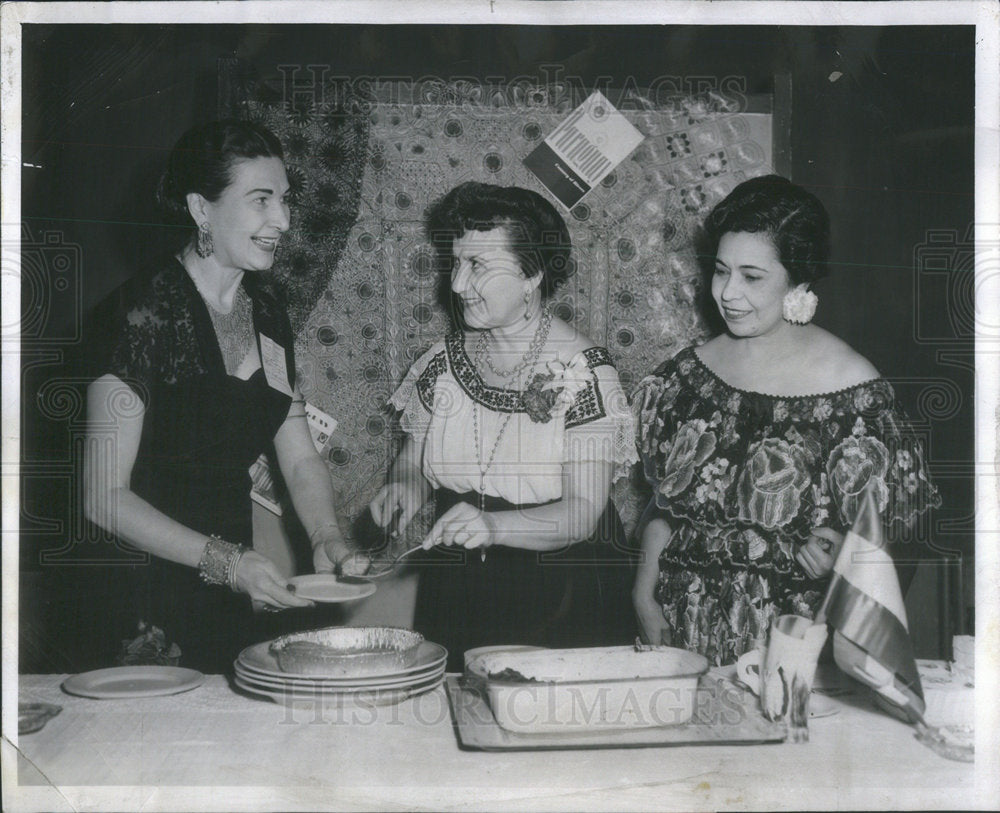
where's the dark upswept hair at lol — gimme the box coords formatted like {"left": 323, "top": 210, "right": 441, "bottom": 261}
{"left": 156, "top": 119, "right": 285, "bottom": 233}
{"left": 700, "top": 174, "right": 831, "bottom": 286}
{"left": 425, "top": 181, "right": 572, "bottom": 298}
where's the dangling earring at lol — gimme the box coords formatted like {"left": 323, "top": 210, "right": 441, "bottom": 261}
{"left": 196, "top": 222, "right": 214, "bottom": 259}
{"left": 782, "top": 284, "right": 818, "bottom": 325}
{"left": 523, "top": 289, "right": 532, "bottom": 321}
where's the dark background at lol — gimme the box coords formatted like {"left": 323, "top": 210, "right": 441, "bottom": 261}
{"left": 19, "top": 24, "right": 975, "bottom": 670}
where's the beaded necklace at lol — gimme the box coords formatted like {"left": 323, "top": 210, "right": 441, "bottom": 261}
{"left": 470, "top": 307, "right": 553, "bottom": 520}
{"left": 483, "top": 340, "right": 529, "bottom": 379}
{"left": 473, "top": 306, "right": 552, "bottom": 385}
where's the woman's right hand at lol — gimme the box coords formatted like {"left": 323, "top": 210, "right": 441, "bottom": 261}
{"left": 369, "top": 479, "right": 427, "bottom": 539}
{"left": 632, "top": 515, "right": 672, "bottom": 646}
{"left": 233, "top": 550, "right": 313, "bottom": 610}
{"left": 634, "top": 594, "right": 671, "bottom": 647}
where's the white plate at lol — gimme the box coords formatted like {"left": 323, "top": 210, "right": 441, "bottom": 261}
{"left": 287, "top": 574, "right": 376, "bottom": 603}
{"left": 234, "top": 673, "right": 445, "bottom": 706}
{"left": 235, "top": 669, "right": 444, "bottom": 696}
{"left": 234, "top": 658, "right": 447, "bottom": 687}
{"left": 234, "top": 670, "right": 445, "bottom": 695}
{"left": 62, "top": 666, "right": 204, "bottom": 699}
{"left": 236, "top": 639, "right": 447, "bottom": 681}
{"left": 234, "top": 661, "right": 445, "bottom": 691}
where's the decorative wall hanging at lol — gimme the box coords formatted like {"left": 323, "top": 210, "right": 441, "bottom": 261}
{"left": 245, "top": 80, "right": 775, "bottom": 550}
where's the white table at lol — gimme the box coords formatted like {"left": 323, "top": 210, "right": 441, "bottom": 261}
{"left": 7, "top": 672, "right": 986, "bottom": 812}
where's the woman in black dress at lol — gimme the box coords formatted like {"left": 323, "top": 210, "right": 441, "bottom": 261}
{"left": 83, "top": 120, "right": 361, "bottom": 672}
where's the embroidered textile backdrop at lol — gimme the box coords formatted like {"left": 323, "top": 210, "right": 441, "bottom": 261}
{"left": 247, "top": 85, "right": 774, "bottom": 555}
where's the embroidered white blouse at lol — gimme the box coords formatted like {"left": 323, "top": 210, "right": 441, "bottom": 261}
{"left": 390, "top": 333, "right": 639, "bottom": 506}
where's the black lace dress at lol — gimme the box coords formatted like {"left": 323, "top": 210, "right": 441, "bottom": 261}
{"left": 87, "top": 258, "right": 296, "bottom": 672}
{"left": 632, "top": 346, "right": 941, "bottom": 666}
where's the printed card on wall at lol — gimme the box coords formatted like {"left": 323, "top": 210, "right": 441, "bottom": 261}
{"left": 524, "top": 91, "right": 645, "bottom": 209}
{"left": 250, "top": 402, "right": 338, "bottom": 515}
{"left": 304, "top": 402, "right": 337, "bottom": 453}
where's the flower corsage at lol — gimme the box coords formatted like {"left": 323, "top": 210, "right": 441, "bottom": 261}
{"left": 522, "top": 355, "right": 594, "bottom": 423}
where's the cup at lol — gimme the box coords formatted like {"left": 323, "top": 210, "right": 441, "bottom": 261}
{"left": 736, "top": 615, "right": 828, "bottom": 741}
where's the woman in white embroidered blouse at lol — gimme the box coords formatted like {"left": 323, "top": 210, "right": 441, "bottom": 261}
{"left": 370, "top": 182, "right": 638, "bottom": 668}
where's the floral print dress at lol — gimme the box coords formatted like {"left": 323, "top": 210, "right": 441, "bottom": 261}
{"left": 632, "top": 346, "right": 941, "bottom": 666}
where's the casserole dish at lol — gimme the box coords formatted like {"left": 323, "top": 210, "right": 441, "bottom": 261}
{"left": 476, "top": 645, "right": 709, "bottom": 733}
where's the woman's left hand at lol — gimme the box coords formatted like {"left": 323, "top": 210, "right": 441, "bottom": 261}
{"left": 422, "top": 502, "right": 498, "bottom": 551}
{"left": 795, "top": 527, "right": 844, "bottom": 579}
{"left": 235, "top": 551, "right": 314, "bottom": 609}
{"left": 313, "top": 539, "right": 371, "bottom": 577}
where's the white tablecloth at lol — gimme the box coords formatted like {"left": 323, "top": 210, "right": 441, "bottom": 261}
{"left": 7, "top": 672, "right": 987, "bottom": 812}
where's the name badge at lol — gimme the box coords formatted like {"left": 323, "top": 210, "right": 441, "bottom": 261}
{"left": 259, "top": 333, "right": 294, "bottom": 396}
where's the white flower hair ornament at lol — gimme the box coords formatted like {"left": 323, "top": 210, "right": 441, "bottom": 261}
{"left": 782, "top": 284, "right": 818, "bottom": 325}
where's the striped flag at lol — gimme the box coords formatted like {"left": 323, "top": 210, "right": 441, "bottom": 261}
{"left": 818, "top": 484, "right": 925, "bottom": 722}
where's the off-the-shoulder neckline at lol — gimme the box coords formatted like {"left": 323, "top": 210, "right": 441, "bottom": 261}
{"left": 684, "top": 345, "right": 887, "bottom": 401}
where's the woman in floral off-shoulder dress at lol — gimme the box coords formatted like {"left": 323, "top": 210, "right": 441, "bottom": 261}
{"left": 631, "top": 175, "right": 940, "bottom": 666}
{"left": 371, "top": 182, "right": 638, "bottom": 670}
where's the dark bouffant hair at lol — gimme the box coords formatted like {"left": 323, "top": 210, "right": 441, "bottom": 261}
{"left": 156, "top": 119, "right": 285, "bottom": 234}
{"left": 425, "top": 182, "right": 572, "bottom": 298}
{"left": 700, "top": 174, "right": 831, "bottom": 286}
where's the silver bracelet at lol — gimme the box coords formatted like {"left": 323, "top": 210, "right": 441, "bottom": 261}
{"left": 198, "top": 535, "right": 246, "bottom": 591}
{"left": 227, "top": 545, "right": 245, "bottom": 591}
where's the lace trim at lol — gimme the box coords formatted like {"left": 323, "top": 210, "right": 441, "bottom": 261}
{"left": 107, "top": 261, "right": 205, "bottom": 392}
{"left": 610, "top": 419, "right": 640, "bottom": 482}
{"left": 415, "top": 351, "right": 448, "bottom": 413}
{"left": 565, "top": 411, "right": 640, "bottom": 482}
{"left": 389, "top": 348, "right": 444, "bottom": 436}
{"left": 682, "top": 345, "right": 892, "bottom": 406}
{"left": 567, "top": 353, "right": 638, "bottom": 480}
{"left": 636, "top": 347, "right": 898, "bottom": 430}
{"left": 633, "top": 345, "right": 941, "bottom": 534}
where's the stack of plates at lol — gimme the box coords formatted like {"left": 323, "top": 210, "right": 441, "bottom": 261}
{"left": 234, "top": 638, "right": 447, "bottom": 706}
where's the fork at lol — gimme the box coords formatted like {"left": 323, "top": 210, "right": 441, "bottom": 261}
{"left": 364, "top": 544, "right": 424, "bottom": 578}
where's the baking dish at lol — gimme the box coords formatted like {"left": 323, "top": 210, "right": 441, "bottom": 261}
{"left": 476, "top": 645, "right": 709, "bottom": 733}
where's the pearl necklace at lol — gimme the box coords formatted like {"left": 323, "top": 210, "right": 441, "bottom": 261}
{"left": 469, "top": 308, "right": 553, "bottom": 561}
{"left": 483, "top": 340, "right": 530, "bottom": 379}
